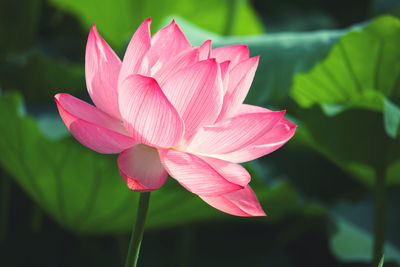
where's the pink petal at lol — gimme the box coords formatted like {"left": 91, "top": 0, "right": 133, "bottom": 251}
{"left": 152, "top": 47, "right": 199, "bottom": 86}
{"left": 200, "top": 185, "right": 266, "bottom": 217}
{"left": 118, "top": 144, "right": 168, "bottom": 192}
{"left": 119, "top": 75, "right": 184, "bottom": 148}
{"left": 236, "top": 104, "right": 270, "bottom": 114}
{"left": 118, "top": 18, "right": 151, "bottom": 86}
{"left": 85, "top": 25, "right": 122, "bottom": 119}
{"left": 199, "top": 105, "right": 297, "bottom": 163}
{"left": 219, "top": 60, "right": 231, "bottom": 93}
{"left": 200, "top": 156, "right": 250, "bottom": 186}
{"left": 217, "top": 56, "right": 259, "bottom": 121}
{"left": 212, "top": 44, "right": 249, "bottom": 67}
{"left": 161, "top": 59, "right": 223, "bottom": 144}
{"left": 186, "top": 109, "right": 285, "bottom": 156}
{"left": 159, "top": 149, "right": 243, "bottom": 196}
{"left": 55, "top": 93, "right": 135, "bottom": 154}
{"left": 147, "top": 19, "right": 192, "bottom": 71}
{"left": 212, "top": 120, "right": 297, "bottom": 163}
{"left": 198, "top": 40, "right": 212, "bottom": 60}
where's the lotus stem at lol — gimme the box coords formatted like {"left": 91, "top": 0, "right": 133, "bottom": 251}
{"left": 125, "top": 192, "right": 151, "bottom": 267}
{"left": 372, "top": 166, "right": 387, "bottom": 266}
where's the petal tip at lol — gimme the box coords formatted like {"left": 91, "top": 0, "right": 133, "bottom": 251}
{"left": 288, "top": 120, "right": 298, "bottom": 129}
{"left": 251, "top": 208, "right": 267, "bottom": 217}
{"left": 141, "top": 17, "right": 152, "bottom": 29}
{"left": 238, "top": 44, "right": 249, "bottom": 53}
{"left": 89, "top": 24, "right": 100, "bottom": 39}
{"left": 54, "top": 93, "right": 69, "bottom": 103}
{"left": 54, "top": 93, "right": 61, "bottom": 101}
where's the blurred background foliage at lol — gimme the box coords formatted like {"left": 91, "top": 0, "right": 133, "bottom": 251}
{"left": 0, "top": 0, "right": 400, "bottom": 266}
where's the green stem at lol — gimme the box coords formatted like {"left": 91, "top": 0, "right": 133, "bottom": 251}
{"left": 372, "top": 166, "right": 387, "bottom": 266}
{"left": 125, "top": 192, "right": 151, "bottom": 267}
{"left": 224, "top": 0, "right": 239, "bottom": 36}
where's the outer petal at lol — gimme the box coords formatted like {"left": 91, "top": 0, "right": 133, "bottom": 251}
{"left": 147, "top": 19, "right": 192, "bottom": 71}
{"left": 207, "top": 104, "right": 296, "bottom": 163}
{"left": 55, "top": 93, "right": 135, "bottom": 154}
{"left": 161, "top": 59, "right": 223, "bottom": 144}
{"left": 212, "top": 44, "right": 249, "bottom": 67}
{"left": 186, "top": 110, "right": 285, "bottom": 155}
{"left": 217, "top": 56, "right": 259, "bottom": 120}
{"left": 119, "top": 75, "right": 184, "bottom": 148}
{"left": 118, "top": 18, "right": 151, "bottom": 86}
{"left": 210, "top": 119, "right": 297, "bottom": 163}
{"left": 200, "top": 185, "right": 266, "bottom": 217}
{"left": 200, "top": 156, "right": 250, "bottom": 186}
{"left": 159, "top": 149, "right": 243, "bottom": 196}
{"left": 118, "top": 145, "right": 168, "bottom": 191}
{"left": 85, "top": 25, "right": 122, "bottom": 119}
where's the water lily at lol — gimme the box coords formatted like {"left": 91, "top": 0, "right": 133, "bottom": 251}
{"left": 55, "top": 18, "right": 296, "bottom": 218}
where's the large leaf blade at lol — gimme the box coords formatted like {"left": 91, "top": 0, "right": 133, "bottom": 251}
{"left": 291, "top": 15, "right": 400, "bottom": 109}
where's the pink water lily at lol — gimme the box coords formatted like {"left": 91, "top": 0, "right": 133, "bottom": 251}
{"left": 55, "top": 18, "right": 296, "bottom": 217}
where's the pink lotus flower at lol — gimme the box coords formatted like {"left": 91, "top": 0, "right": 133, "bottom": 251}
{"left": 55, "top": 18, "right": 296, "bottom": 217}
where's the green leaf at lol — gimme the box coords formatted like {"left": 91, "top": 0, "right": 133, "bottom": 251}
{"left": 291, "top": 15, "right": 400, "bottom": 109}
{"left": 0, "top": 92, "right": 317, "bottom": 233}
{"left": 293, "top": 107, "right": 400, "bottom": 187}
{"left": 47, "top": 0, "right": 263, "bottom": 48}
{"left": 0, "top": 50, "right": 85, "bottom": 102}
{"left": 290, "top": 15, "right": 400, "bottom": 138}
{"left": 288, "top": 16, "right": 400, "bottom": 188}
